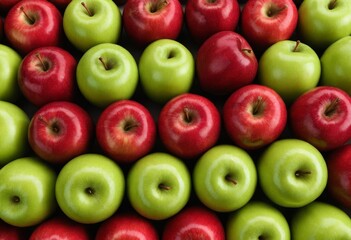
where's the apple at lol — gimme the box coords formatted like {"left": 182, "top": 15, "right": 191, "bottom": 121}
{"left": 0, "top": 101, "right": 30, "bottom": 167}
{"left": 240, "top": 0, "right": 298, "bottom": 51}
{"left": 289, "top": 86, "right": 351, "bottom": 151}
{"left": 76, "top": 43, "right": 138, "bottom": 108}
{"left": 0, "top": 219, "right": 29, "bottom": 240}
{"left": 55, "top": 153, "right": 125, "bottom": 224}
{"left": 0, "top": 18, "right": 3, "bottom": 41}
{"left": 138, "top": 39, "right": 195, "bottom": 104}
{"left": 258, "top": 40, "right": 321, "bottom": 104}
{"left": 96, "top": 99, "right": 157, "bottom": 164}
{"left": 4, "top": 0, "right": 63, "bottom": 55}
{"left": 0, "top": 44, "right": 22, "bottom": 102}
{"left": 298, "top": 0, "right": 351, "bottom": 51}
{"left": 127, "top": 152, "right": 191, "bottom": 220}
{"left": 226, "top": 201, "right": 290, "bottom": 240}
{"left": 18, "top": 46, "right": 77, "bottom": 107}
{"left": 223, "top": 84, "right": 287, "bottom": 150}
{"left": 257, "top": 138, "right": 328, "bottom": 208}
{"left": 184, "top": 0, "right": 240, "bottom": 43}
{"left": 0, "top": 157, "right": 57, "bottom": 227}
{"left": 162, "top": 206, "right": 225, "bottom": 240}
{"left": 196, "top": 31, "right": 258, "bottom": 95}
{"left": 290, "top": 201, "right": 351, "bottom": 239}
{"left": 122, "top": 0, "right": 183, "bottom": 46}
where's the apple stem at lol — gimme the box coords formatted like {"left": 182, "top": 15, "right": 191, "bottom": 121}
{"left": 38, "top": 115, "right": 60, "bottom": 134}
{"left": 266, "top": 4, "right": 287, "bottom": 17}
{"left": 81, "top": 2, "right": 93, "bottom": 16}
{"left": 123, "top": 120, "right": 139, "bottom": 132}
{"left": 225, "top": 175, "right": 237, "bottom": 185}
{"left": 98, "top": 57, "right": 111, "bottom": 70}
{"left": 328, "top": 0, "right": 337, "bottom": 9}
{"left": 183, "top": 108, "right": 193, "bottom": 123}
{"left": 252, "top": 96, "right": 264, "bottom": 116}
{"left": 293, "top": 40, "right": 301, "bottom": 52}
{"left": 324, "top": 98, "right": 340, "bottom": 117}
{"left": 242, "top": 49, "right": 253, "bottom": 54}
{"left": 149, "top": 0, "right": 168, "bottom": 13}
{"left": 295, "top": 170, "right": 311, "bottom": 177}
{"left": 35, "top": 53, "right": 49, "bottom": 71}
{"left": 20, "top": 6, "right": 35, "bottom": 24}
{"left": 158, "top": 183, "right": 171, "bottom": 191}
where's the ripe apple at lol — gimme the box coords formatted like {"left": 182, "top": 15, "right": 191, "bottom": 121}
{"left": 289, "top": 86, "right": 351, "bottom": 151}
{"left": 63, "top": 0, "right": 122, "bottom": 52}
{"left": 96, "top": 99, "right": 156, "bottom": 164}
{"left": 139, "top": 39, "right": 195, "bottom": 104}
{"left": 76, "top": 43, "right": 138, "bottom": 108}
{"left": 4, "top": 0, "right": 63, "bottom": 54}
{"left": 18, "top": 46, "right": 77, "bottom": 107}
{"left": 196, "top": 31, "right": 258, "bottom": 95}
{"left": 162, "top": 206, "right": 225, "bottom": 240}
{"left": 258, "top": 40, "right": 321, "bottom": 104}
{"left": 258, "top": 139, "right": 328, "bottom": 208}
{"left": 127, "top": 152, "right": 191, "bottom": 220}
{"left": 0, "top": 157, "right": 57, "bottom": 227}
{"left": 226, "top": 201, "right": 290, "bottom": 240}
{"left": 193, "top": 144, "right": 257, "bottom": 212}
{"left": 55, "top": 153, "right": 125, "bottom": 224}
{"left": 223, "top": 84, "right": 287, "bottom": 150}
{"left": 122, "top": 0, "right": 183, "bottom": 46}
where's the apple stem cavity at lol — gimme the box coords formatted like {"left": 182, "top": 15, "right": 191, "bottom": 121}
{"left": 123, "top": 119, "right": 139, "bottom": 132}
{"left": 81, "top": 2, "right": 93, "bottom": 16}
{"left": 99, "top": 57, "right": 114, "bottom": 71}
{"left": 85, "top": 187, "right": 95, "bottom": 195}
{"left": 242, "top": 48, "right": 253, "bottom": 54}
{"left": 252, "top": 96, "right": 265, "bottom": 116}
{"left": 158, "top": 183, "right": 171, "bottom": 191}
{"left": 20, "top": 6, "right": 35, "bottom": 25}
{"left": 225, "top": 174, "right": 238, "bottom": 185}
{"left": 11, "top": 196, "right": 21, "bottom": 204}
{"left": 324, "top": 98, "right": 340, "bottom": 117}
{"left": 328, "top": 0, "right": 337, "bottom": 9}
{"left": 148, "top": 0, "right": 168, "bottom": 13}
{"left": 35, "top": 53, "right": 49, "bottom": 71}
{"left": 38, "top": 115, "right": 61, "bottom": 134}
{"left": 295, "top": 170, "right": 311, "bottom": 178}
{"left": 293, "top": 40, "right": 301, "bottom": 52}
{"left": 183, "top": 108, "right": 194, "bottom": 124}
{"left": 266, "top": 4, "right": 287, "bottom": 17}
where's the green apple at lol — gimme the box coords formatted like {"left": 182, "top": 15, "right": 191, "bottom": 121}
{"left": 257, "top": 138, "right": 328, "bottom": 208}
{"left": 139, "top": 39, "right": 195, "bottom": 103}
{"left": 0, "top": 157, "right": 57, "bottom": 227}
{"left": 0, "top": 101, "right": 30, "bottom": 167}
{"left": 226, "top": 201, "right": 290, "bottom": 240}
{"left": 0, "top": 44, "right": 22, "bottom": 102}
{"left": 63, "top": 0, "right": 122, "bottom": 52}
{"left": 76, "top": 43, "right": 138, "bottom": 108}
{"left": 291, "top": 201, "right": 351, "bottom": 240}
{"left": 298, "top": 0, "right": 351, "bottom": 51}
{"left": 127, "top": 152, "right": 191, "bottom": 220}
{"left": 258, "top": 40, "right": 321, "bottom": 104}
{"left": 55, "top": 153, "right": 125, "bottom": 224}
{"left": 193, "top": 144, "right": 257, "bottom": 212}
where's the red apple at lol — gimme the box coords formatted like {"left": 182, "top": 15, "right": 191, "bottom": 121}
{"left": 95, "top": 213, "right": 159, "bottom": 240}
{"left": 162, "top": 206, "right": 225, "bottom": 240}
{"left": 0, "top": 18, "right": 3, "bottom": 41}
{"left": 0, "top": 219, "right": 29, "bottom": 240}
{"left": 196, "top": 31, "right": 258, "bottom": 95}
{"left": 18, "top": 46, "right": 77, "bottom": 107}
{"left": 158, "top": 93, "right": 221, "bottom": 159}
{"left": 28, "top": 101, "right": 93, "bottom": 164}
{"left": 223, "top": 84, "right": 287, "bottom": 150}
{"left": 4, "top": 0, "right": 63, "bottom": 54}
{"left": 122, "top": 0, "right": 183, "bottom": 46}
{"left": 0, "top": 0, "right": 21, "bottom": 14}
{"left": 289, "top": 86, "right": 351, "bottom": 151}
{"left": 96, "top": 100, "right": 157, "bottom": 164}
{"left": 185, "top": 0, "right": 240, "bottom": 43}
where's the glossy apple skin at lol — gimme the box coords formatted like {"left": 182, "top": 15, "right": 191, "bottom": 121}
{"left": 18, "top": 46, "right": 77, "bottom": 107}
{"left": 158, "top": 93, "right": 221, "bottom": 159}
{"left": 4, "top": 0, "right": 63, "bottom": 55}
{"left": 96, "top": 100, "right": 156, "bottom": 164}
{"left": 196, "top": 31, "right": 258, "bottom": 95}
{"left": 185, "top": 0, "right": 240, "bottom": 43}
{"left": 289, "top": 86, "right": 351, "bottom": 151}
{"left": 162, "top": 206, "right": 225, "bottom": 240}
{"left": 123, "top": 0, "right": 183, "bottom": 46}
{"left": 28, "top": 101, "right": 93, "bottom": 164}
{"left": 223, "top": 84, "right": 287, "bottom": 150}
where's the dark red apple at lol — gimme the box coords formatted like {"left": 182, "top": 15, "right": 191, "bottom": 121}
{"left": 0, "top": 219, "right": 29, "bottom": 240}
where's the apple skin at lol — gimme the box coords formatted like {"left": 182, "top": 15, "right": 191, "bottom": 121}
{"left": 4, "top": 0, "right": 63, "bottom": 55}
{"left": 158, "top": 93, "right": 221, "bottom": 159}
{"left": 223, "top": 84, "right": 287, "bottom": 150}
{"left": 96, "top": 99, "right": 156, "bottom": 164}
{"left": 0, "top": 219, "right": 29, "bottom": 240}
{"left": 18, "top": 46, "right": 77, "bottom": 107}
{"left": 0, "top": 157, "right": 57, "bottom": 227}
{"left": 162, "top": 206, "right": 225, "bottom": 240}
{"left": 196, "top": 31, "right": 258, "bottom": 95}
{"left": 0, "top": 18, "right": 3, "bottom": 41}
{"left": 289, "top": 86, "right": 351, "bottom": 151}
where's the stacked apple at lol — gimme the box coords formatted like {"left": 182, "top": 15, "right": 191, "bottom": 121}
{"left": 1, "top": 0, "right": 351, "bottom": 239}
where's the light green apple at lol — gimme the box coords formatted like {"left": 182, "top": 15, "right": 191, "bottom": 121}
{"left": 127, "top": 152, "right": 191, "bottom": 220}
{"left": 258, "top": 40, "right": 321, "bottom": 104}
{"left": 193, "top": 144, "right": 257, "bottom": 212}
{"left": 291, "top": 201, "right": 351, "bottom": 240}
{"left": 0, "top": 157, "right": 57, "bottom": 227}
{"left": 139, "top": 39, "right": 195, "bottom": 104}
{"left": 226, "top": 201, "right": 290, "bottom": 240}
{"left": 0, "top": 101, "right": 30, "bottom": 167}
{"left": 0, "top": 44, "right": 22, "bottom": 102}
{"left": 76, "top": 43, "right": 138, "bottom": 108}
{"left": 257, "top": 138, "right": 328, "bottom": 208}
{"left": 55, "top": 153, "right": 125, "bottom": 224}
{"left": 63, "top": 0, "right": 122, "bottom": 52}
